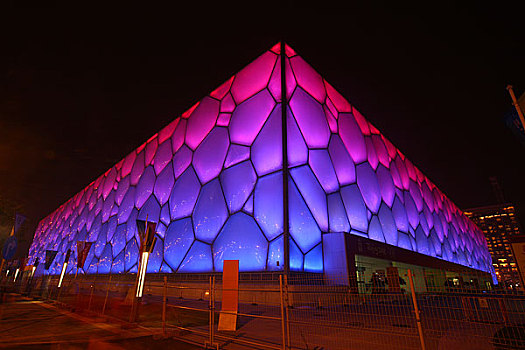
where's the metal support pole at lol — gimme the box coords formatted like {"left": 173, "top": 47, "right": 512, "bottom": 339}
{"left": 280, "top": 40, "right": 290, "bottom": 276}
{"left": 284, "top": 274, "right": 291, "bottom": 350}
{"left": 102, "top": 274, "right": 112, "bottom": 315}
{"left": 408, "top": 269, "right": 426, "bottom": 350}
{"left": 507, "top": 85, "right": 525, "bottom": 131}
{"left": 162, "top": 276, "right": 167, "bottom": 336}
{"left": 279, "top": 275, "right": 286, "bottom": 350}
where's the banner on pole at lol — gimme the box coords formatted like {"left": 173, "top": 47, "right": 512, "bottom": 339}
{"left": 218, "top": 260, "right": 239, "bottom": 331}
{"left": 136, "top": 220, "right": 157, "bottom": 252}
{"left": 45, "top": 250, "right": 58, "bottom": 270}
{"left": 77, "top": 241, "right": 92, "bottom": 269}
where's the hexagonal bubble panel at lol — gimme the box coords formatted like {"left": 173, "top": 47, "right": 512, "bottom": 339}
{"left": 135, "top": 166, "right": 156, "bottom": 209}
{"left": 130, "top": 151, "right": 145, "bottom": 185}
{"left": 111, "top": 250, "right": 125, "bottom": 273}
{"left": 328, "top": 134, "right": 356, "bottom": 186}
{"left": 111, "top": 224, "right": 126, "bottom": 257}
{"left": 267, "top": 235, "right": 284, "bottom": 271}
{"left": 340, "top": 184, "right": 368, "bottom": 233}
{"left": 252, "top": 104, "right": 282, "bottom": 176}
{"left": 193, "top": 127, "right": 229, "bottom": 184}
{"left": 115, "top": 176, "right": 130, "bottom": 206}
{"left": 177, "top": 241, "right": 213, "bottom": 273}
{"left": 121, "top": 152, "right": 136, "bottom": 178}
{"left": 164, "top": 218, "right": 194, "bottom": 271}
{"left": 289, "top": 238, "right": 304, "bottom": 271}
{"left": 193, "top": 179, "right": 228, "bottom": 244}
{"left": 290, "top": 55, "right": 326, "bottom": 103}
{"left": 325, "top": 81, "right": 351, "bottom": 113}
{"left": 289, "top": 176, "right": 322, "bottom": 254}
{"left": 286, "top": 108, "right": 308, "bottom": 167}
{"left": 289, "top": 87, "right": 330, "bottom": 148}
{"left": 243, "top": 193, "right": 254, "bottom": 214}
{"left": 268, "top": 56, "right": 296, "bottom": 101}
{"left": 338, "top": 113, "right": 366, "bottom": 164}
{"left": 231, "top": 50, "right": 277, "bottom": 104}
{"left": 102, "top": 168, "right": 117, "bottom": 200}
{"left": 118, "top": 187, "right": 136, "bottom": 224}
{"left": 392, "top": 196, "right": 409, "bottom": 233}
{"left": 211, "top": 76, "right": 234, "bottom": 100}
{"left": 145, "top": 138, "right": 158, "bottom": 166}
{"left": 169, "top": 166, "right": 201, "bottom": 220}
{"left": 154, "top": 163, "right": 174, "bottom": 206}
{"left": 173, "top": 145, "right": 192, "bottom": 179}
{"left": 220, "top": 160, "right": 256, "bottom": 214}
{"left": 304, "top": 243, "right": 323, "bottom": 273}
{"left": 229, "top": 89, "right": 275, "bottom": 146}
{"left": 137, "top": 196, "right": 161, "bottom": 223}
{"left": 328, "top": 192, "right": 350, "bottom": 233}
{"left": 356, "top": 163, "right": 381, "bottom": 214}
{"left": 186, "top": 97, "right": 220, "bottom": 150}
{"left": 97, "top": 244, "right": 113, "bottom": 274}
{"left": 368, "top": 216, "right": 384, "bottom": 242}
{"left": 378, "top": 203, "right": 398, "bottom": 246}
{"left": 309, "top": 149, "right": 338, "bottom": 193}
{"left": 171, "top": 118, "right": 187, "bottom": 154}
{"left": 376, "top": 164, "right": 395, "bottom": 208}
{"left": 213, "top": 213, "right": 268, "bottom": 272}
{"left": 124, "top": 238, "right": 139, "bottom": 272}
{"left": 254, "top": 171, "right": 283, "bottom": 241}
{"left": 224, "top": 144, "right": 250, "bottom": 168}
{"left": 153, "top": 140, "right": 172, "bottom": 175}
{"left": 146, "top": 238, "right": 163, "bottom": 273}
{"left": 290, "top": 166, "right": 328, "bottom": 232}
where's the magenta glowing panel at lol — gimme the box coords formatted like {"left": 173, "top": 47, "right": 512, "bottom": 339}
{"left": 28, "top": 43, "right": 493, "bottom": 278}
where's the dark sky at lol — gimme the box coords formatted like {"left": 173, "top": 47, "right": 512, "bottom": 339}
{"left": 1, "top": 2, "right": 525, "bottom": 247}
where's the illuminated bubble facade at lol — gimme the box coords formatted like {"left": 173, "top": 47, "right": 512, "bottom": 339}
{"left": 28, "top": 43, "right": 494, "bottom": 276}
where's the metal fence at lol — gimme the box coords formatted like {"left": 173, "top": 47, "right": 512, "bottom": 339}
{"left": 1, "top": 269, "right": 524, "bottom": 349}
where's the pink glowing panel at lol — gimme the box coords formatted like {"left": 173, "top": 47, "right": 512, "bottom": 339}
{"left": 376, "top": 165, "right": 395, "bottom": 208}
{"left": 135, "top": 166, "right": 156, "bottom": 209}
{"left": 372, "top": 135, "right": 389, "bottom": 168}
{"left": 217, "top": 113, "right": 231, "bottom": 127}
{"left": 324, "top": 105, "right": 337, "bottom": 133}
{"left": 369, "top": 124, "right": 380, "bottom": 135}
{"left": 309, "top": 150, "right": 338, "bottom": 193}
{"left": 102, "top": 168, "right": 117, "bottom": 200}
{"left": 153, "top": 140, "right": 172, "bottom": 175}
{"left": 365, "top": 137, "right": 379, "bottom": 170}
{"left": 115, "top": 176, "right": 130, "bottom": 206}
{"left": 194, "top": 127, "right": 229, "bottom": 183}
{"left": 252, "top": 105, "right": 282, "bottom": 176}
{"left": 225, "top": 144, "right": 250, "bottom": 168}
{"left": 229, "top": 89, "right": 275, "bottom": 146}
{"left": 287, "top": 110, "right": 308, "bottom": 167}
{"left": 382, "top": 135, "right": 397, "bottom": 159}
{"left": 121, "top": 152, "right": 136, "bottom": 178}
{"left": 324, "top": 81, "right": 351, "bottom": 113}
{"left": 182, "top": 102, "right": 199, "bottom": 119}
{"left": 210, "top": 76, "right": 234, "bottom": 100}
{"left": 356, "top": 163, "right": 381, "bottom": 214}
{"left": 130, "top": 151, "right": 145, "bottom": 185}
{"left": 231, "top": 50, "right": 277, "bottom": 104}
{"left": 290, "top": 56, "right": 326, "bottom": 103}
{"left": 171, "top": 118, "right": 186, "bottom": 153}
{"left": 158, "top": 118, "right": 178, "bottom": 144}
{"left": 405, "top": 159, "right": 417, "bottom": 181}
{"left": 185, "top": 97, "right": 220, "bottom": 150}
{"left": 421, "top": 182, "right": 435, "bottom": 212}
{"left": 328, "top": 134, "right": 356, "bottom": 186}
{"left": 154, "top": 164, "right": 174, "bottom": 206}
{"left": 289, "top": 88, "right": 330, "bottom": 148}
{"left": 145, "top": 138, "right": 158, "bottom": 166}
{"left": 220, "top": 93, "right": 235, "bottom": 113}
{"left": 172, "top": 145, "right": 192, "bottom": 179}
{"left": 268, "top": 57, "right": 296, "bottom": 101}
{"left": 338, "top": 113, "right": 367, "bottom": 163}
{"left": 352, "top": 108, "right": 370, "bottom": 136}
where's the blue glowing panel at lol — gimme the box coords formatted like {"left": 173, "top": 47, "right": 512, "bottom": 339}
{"left": 252, "top": 104, "right": 282, "bottom": 175}
{"left": 404, "top": 192, "right": 419, "bottom": 229}
{"left": 290, "top": 166, "right": 328, "bottom": 231}
{"left": 415, "top": 226, "right": 429, "bottom": 255}
{"left": 304, "top": 244, "right": 323, "bottom": 273}
{"left": 164, "top": 218, "right": 195, "bottom": 271}
{"left": 124, "top": 238, "right": 139, "bottom": 272}
{"left": 243, "top": 193, "right": 254, "bottom": 214}
{"left": 376, "top": 165, "right": 395, "bottom": 208}
{"left": 156, "top": 222, "right": 166, "bottom": 239}
{"left": 356, "top": 163, "right": 381, "bottom": 214}
{"left": 186, "top": 97, "right": 220, "bottom": 150}
{"left": 225, "top": 144, "right": 250, "bottom": 168}
{"left": 193, "top": 179, "right": 228, "bottom": 243}
{"left": 289, "top": 177, "right": 322, "bottom": 253}
{"left": 160, "top": 204, "right": 170, "bottom": 226}
{"left": 290, "top": 238, "right": 304, "bottom": 271}
{"left": 98, "top": 244, "right": 112, "bottom": 274}
{"left": 213, "top": 212, "right": 268, "bottom": 272}
{"left": 309, "top": 150, "right": 338, "bottom": 193}
{"left": 137, "top": 196, "right": 161, "bottom": 223}
{"left": 94, "top": 230, "right": 106, "bottom": 257}
{"left": 160, "top": 263, "right": 173, "bottom": 273}
{"left": 328, "top": 134, "right": 356, "bottom": 186}
{"left": 172, "top": 145, "right": 192, "bottom": 179}
{"left": 378, "top": 203, "right": 398, "bottom": 246}
{"left": 254, "top": 172, "right": 283, "bottom": 241}
{"left": 267, "top": 235, "right": 284, "bottom": 271}
{"left": 125, "top": 210, "right": 138, "bottom": 241}
{"left": 193, "top": 127, "right": 229, "bottom": 184}
{"left": 220, "top": 160, "right": 256, "bottom": 213}
{"left": 289, "top": 87, "right": 330, "bottom": 148}
{"left": 340, "top": 185, "right": 368, "bottom": 232}
{"left": 106, "top": 217, "right": 117, "bottom": 242}
{"left": 153, "top": 139, "right": 172, "bottom": 175}
{"left": 327, "top": 192, "right": 350, "bottom": 233}
{"left": 397, "top": 232, "right": 412, "bottom": 251}
{"left": 154, "top": 163, "right": 174, "bottom": 205}
{"left": 169, "top": 166, "right": 200, "bottom": 220}
{"left": 178, "top": 241, "right": 213, "bottom": 273}
{"left": 287, "top": 109, "right": 308, "bottom": 167}
{"left": 117, "top": 187, "right": 135, "bottom": 224}
{"left": 392, "top": 197, "right": 409, "bottom": 233}
{"left": 111, "top": 250, "right": 124, "bottom": 273}
{"left": 130, "top": 151, "right": 145, "bottom": 185}
{"left": 230, "top": 89, "right": 275, "bottom": 146}
{"left": 338, "top": 113, "right": 366, "bottom": 163}
{"left": 368, "top": 216, "right": 384, "bottom": 242}
{"left": 135, "top": 166, "right": 156, "bottom": 209}
{"left": 147, "top": 237, "right": 163, "bottom": 273}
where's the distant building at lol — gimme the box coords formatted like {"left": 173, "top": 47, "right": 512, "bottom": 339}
{"left": 465, "top": 204, "right": 523, "bottom": 289}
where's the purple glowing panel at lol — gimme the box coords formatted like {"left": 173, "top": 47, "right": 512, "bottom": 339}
{"left": 290, "top": 166, "right": 328, "bottom": 231}
{"left": 286, "top": 109, "right": 308, "bottom": 167}
{"left": 252, "top": 105, "right": 282, "bottom": 176}
{"left": 98, "top": 244, "right": 112, "bottom": 274}
{"left": 365, "top": 137, "right": 379, "bottom": 170}
{"left": 102, "top": 169, "right": 117, "bottom": 200}
{"left": 328, "top": 134, "right": 356, "bottom": 186}
{"left": 185, "top": 97, "right": 220, "bottom": 150}
{"left": 169, "top": 167, "right": 200, "bottom": 220}
{"left": 229, "top": 89, "right": 275, "bottom": 146}
{"left": 193, "top": 179, "right": 228, "bottom": 243}
{"left": 231, "top": 50, "right": 277, "bottom": 104}
{"left": 172, "top": 145, "right": 192, "bottom": 179}
{"left": 154, "top": 164, "right": 175, "bottom": 205}
{"left": 404, "top": 192, "right": 419, "bottom": 229}
{"left": 267, "top": 235, "right": 284, "bottom": 271}
{"left": 224, "top": 144, "right": 250, "bottom": 168}
{"left": 309, "top": 150, "right": 338, "bottom": 193}
{"left": 368, "top": 216, "right": 384, "bottom": 242}
{"left": 376, "top": 165, "right": 395, "bottom": 208}
{"left": 147, "top": 238, "right": 163, "bottom": 273}
{"left": 213, "top": 213, "right": 268, "bottom": 272}
{"left": 327, "top": 192, "right": 350, "bottom": 233}
{"left": 304, "top": 244, "right": 323, "bottom": 273}
{"left": 220, "top": 161, "right": 256, "bottom": 213}
{"left": 135, "top": 166, "right": 156, "bottom": 209}
{"left": 115, "top": 176, "right": 130, "bottom": 206}
{"left": 193, "top": 127, "right": 229, "bottom": 183}
{"left": 145, "top": 138, "right": 158, "bottom": 166}
{"left": 177, "top": 241, "right": 213, "bottom": 273}
{"left": 255, "top": 172, "right": 283, "bottom": 241}
{"left": 372, "top": 135, "right": 390, "bottom": 168}
{"left": 111, "top": 250, "right": 124, "bottom": 273}
{"left": 130, "top": 151, "right": 145, "bottom": 185}
{"left": 217, "top": 113, "right": 231, "bottom": 127}
{"left": 124, "top": 238, "right": 139, "bottom": 272}
{"left": 153, "top": 140, "right": 173, "bottom": 175}
{"left": 243, "top": 193, "right": 254, "bottom": 214}
{"left": 289, "top": 87, "right": 330, "bottom": 148}
{"left": 392, "top": 197, "right": 409, "bottom": 233}
{"left": 409, "top": 181, "right": 424, "bottom": 212}
{"left": 356, "top": 163, "right": 381, "bottom": 214}
{"left": 171, "top": 119, "right": 186, "bottom": 154}
{"left": 289, "top": 238, "right": 304, "bottom": 271}
{"left": 338, "top": 113, "right": 366, "bottom": 164}
{"left": 268, "top": 56, "right": 296, "bottom": 101}
{"left": 290, "top": 55, "right": 326, "bottom": 103}
{"left": 137, "top": 196, "right": 161, "bottom": 223}
{"left": 340, "top": 185, "right": 368, "bottom": 233}
{"left": 289, "top": 178, "right": 322, "bottom": 253}
{"left": 121, "top": 152, "right": 136, "bottom": 178}
{"left": 378, "top": 204, "right": 398, "bottom": 245}
{"left": 164, "top": 218, "right": 194, "bottom": 271}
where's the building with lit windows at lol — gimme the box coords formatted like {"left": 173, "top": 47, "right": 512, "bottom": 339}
{"left": 465, "top": 204, "right": 523, "bottom": 289}
{"left": 28, "top": 43, "right": 495, "bottom": 292}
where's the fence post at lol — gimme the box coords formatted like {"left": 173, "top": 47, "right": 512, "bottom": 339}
{"left": 102, "top": 274, "right": 112, "bottom": 315}
{"left": 284, "top": 274, "right": 291, "bottom": 350}
{"left": 162, "top": 276, "right": 167, "bottom": 336}
{"left": 279, "top": 274, "right": 286, "bottom": 350}
{"left": 408, "top": 269, "right": 426, "bottom": 350}
{"left": 498, "top": 298, "right": 509, "bottom": 324}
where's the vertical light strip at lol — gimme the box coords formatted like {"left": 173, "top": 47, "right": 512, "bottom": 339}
{"left": 14, "top": 268, "right": 19, "bottom": 282}
{"left": 136, "top": 252, "right": 149, "bottom": 298}
{"left": 32, "top": 266, "right": 36, "bottom": 278}
{"left": 58, "top": 262, "right": 68, "bottom": 288}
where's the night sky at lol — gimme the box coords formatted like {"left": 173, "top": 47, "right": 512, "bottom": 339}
{"left": 1, "top": 2, "right": 525, "bottom": 249}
